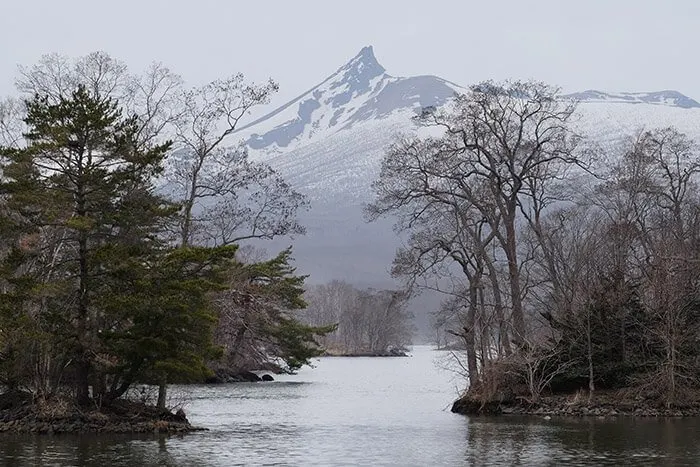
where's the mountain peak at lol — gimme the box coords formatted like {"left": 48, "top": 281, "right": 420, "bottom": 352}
{"left": 237, "top": 47, "right": 460, "bottom": 150}
{"left": 349, "top": 46, "right": 382, "bottom": 68}
{"left": 333, "top": 45, "right": 386, "bottom": 88}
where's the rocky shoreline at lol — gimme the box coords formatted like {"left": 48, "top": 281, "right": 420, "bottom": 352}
{"left": 205, "top": 369, "right": 275, "bottom": 384}
{"left": 0, "top": 393, "right": 200, "bottom": 434}
{"left": 451, "top": 391, "right": 700, "bottom": 418}
{"left": 322, "top": 349, "right": 409, "bottom": 357}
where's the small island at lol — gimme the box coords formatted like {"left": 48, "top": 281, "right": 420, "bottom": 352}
{"left": 0, "top": 392, "right": 193, "bottom": 434}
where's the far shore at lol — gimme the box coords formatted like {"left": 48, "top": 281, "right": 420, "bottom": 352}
{"left": 321, "top": 349, "right": 409, "bottom": 358}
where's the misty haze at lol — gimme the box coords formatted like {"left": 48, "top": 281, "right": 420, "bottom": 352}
{"left": 2, "top": 1, "right": 700, "bottom": 466}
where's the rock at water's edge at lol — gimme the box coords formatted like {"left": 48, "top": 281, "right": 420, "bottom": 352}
{"left": 451, "top": 396, "right": 502, "bottom": 415}
{"left": 0, "top": 396, "right": 201, "bottom": 434}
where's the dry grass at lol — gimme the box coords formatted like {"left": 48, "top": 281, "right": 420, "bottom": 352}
{"left": 35, "top": 396, "right": 71, "bottom": 419}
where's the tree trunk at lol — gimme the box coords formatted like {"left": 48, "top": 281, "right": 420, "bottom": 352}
{"left": 667, "top": 310, "right": 676, "bottom": 409}
{"left": 180, "top": 156, "right": 206, "bottom": 248}
{"left": 93, "top": 372, "right": 107, "bottom": 405}
{"left": 465, "top": 281, "right": 480, "bottom": 389}
{"left": 504, "top": 219, "right": 525, "bottom": 344}
{"left": 586, "top": 310, "right": 595, "bottom": 403}
{"left": 157, "top": 378, "right": 167, "bottom": 411}
{"left": 484, "top": 255, "right": 510, "bottom": 357}
{"left": 181, "top": 200, "right": 193, "bottom": 247}
{"left": 75, "top": 359, "right": 91, "bottom": 406}
{"left": 76, "top": 193, "right": 91, "bottom": 406}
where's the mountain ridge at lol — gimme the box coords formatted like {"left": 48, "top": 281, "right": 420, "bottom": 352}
{"left": 562, "top": 89, "right": 700, "bottom": 108}
{"left": 236, "top": 46, "right": 699, "bottom": 154}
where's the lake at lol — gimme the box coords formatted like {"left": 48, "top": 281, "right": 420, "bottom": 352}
{"left": 2, "top": 346, "right": 699, "bottom": 466}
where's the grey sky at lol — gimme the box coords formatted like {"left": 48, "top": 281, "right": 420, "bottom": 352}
{"left": 2, "top": 0, "right": 699, "bottom": 108}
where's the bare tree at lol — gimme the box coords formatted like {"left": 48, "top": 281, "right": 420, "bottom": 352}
{"left": 618, "top": 128, "right": 700, "bottom": 407}
{"left": 185, "top": 149, "right": 307, "bottom": 247}
{"left": 166, "top": 75, "right": 299, "bottom": 247}
{"left": 512, "top": 337, "right": 575, "bottom": 404}
{"left": 12, "top": 51, "right": 183, "bottom": 150}
{"left": 302, "top": 280, "right": 357, "bottom": 349}
{"left": 0, "top": 98, "right": 24, "bottom": 149}
{"left": 535, "top": 206, "right": 607, "bottom": 398}
{"left": 301, "top": 282, "right": 413, "bottom": 355}
{"left": 123, "top": 61, "right": 184, "bottom": 150}
{"left": 369, "top": 80, "right": 581, "bottom": 346}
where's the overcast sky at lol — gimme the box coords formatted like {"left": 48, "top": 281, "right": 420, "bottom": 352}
{"left": 2, "top": 0, "right": 699, "bottom": 107}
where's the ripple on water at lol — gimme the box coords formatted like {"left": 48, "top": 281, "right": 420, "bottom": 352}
{"left": 3, "top": 347, "right": 700, "bottom": 465}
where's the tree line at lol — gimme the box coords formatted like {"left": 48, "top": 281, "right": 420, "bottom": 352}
{"left": 0, "top": 52, "right": 333, "bottom": 410}
{"left": 301, "top": 280, "right": 413, "bottom": 355}
{"left": 368, "top": 80, "right": 700, "bottom": 408}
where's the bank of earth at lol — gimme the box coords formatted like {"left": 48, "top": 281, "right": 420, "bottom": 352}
{"left": 0, "top": 392, "right": 198, "bottom": 434}
{"left": 452, "top": 390, "right": 700, "bottom": 417}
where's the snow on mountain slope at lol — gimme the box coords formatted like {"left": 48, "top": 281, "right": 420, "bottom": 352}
{"left": 235, "top": 46, "right": 461, "bottom": 153}
{"left": 250, "top": 104, "right": 700, "bottom": 288}
{"left": 575, "top": 101, "right": 700, "bottom": 137}
{"left": 253, "top": 113, "right": 412, "bottom": 200}
{"left": 564, "top": 90, "right": 700, "bottom": 108}
{"left": 238, "top": 47, "right": 700, "bottom": 291}
{"left": 252, "top": 102, "right": 700, "bottom": 202}
{"left": 247, "top": 113, "right": 412, "bottom": 285}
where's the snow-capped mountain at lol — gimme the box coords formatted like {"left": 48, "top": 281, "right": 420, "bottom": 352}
{"left": 233, "top": 46, "right": 700, "bottom": 336}
{"left": 239, "top": 46, "right": 700, "bottom": 292}
{"left": 236, "top": 46, "right": 461, "bottom": 152}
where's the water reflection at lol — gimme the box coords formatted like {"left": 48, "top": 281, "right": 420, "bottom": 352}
{"left": 0, "top": 433, "right": 193, "bottom": 466}
{"left": 463, "top": 416, "right": 700, "bottom": 466}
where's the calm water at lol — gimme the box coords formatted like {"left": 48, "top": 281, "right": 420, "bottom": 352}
{"left": 2, "top": 346, "right": 700, "bottom": 466}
